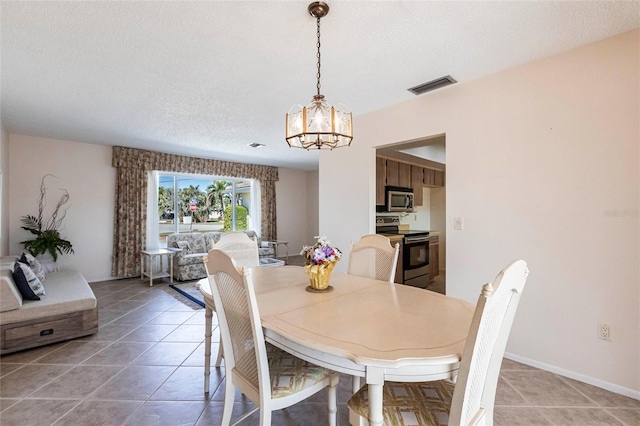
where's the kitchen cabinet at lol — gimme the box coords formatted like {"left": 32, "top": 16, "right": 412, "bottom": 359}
{"left": 376, "top": 157, "right": 445, "bottom": 208}
{"left": 411, "top": 166, "right": 423, "bottom": 206}
{"left": 386, "top": 159, "right": 399, "bottom": 187}
{"left": 429, "top": 234, "right": 439, "bottom": 281}
{"left": 398, "top": 162, "right": 411, "bottom": 188}
{"left": 376, "top": 157, "right": 386, "bottom": 205}
{"left": 423, "top": 168, "right": 445, "bottom": 188}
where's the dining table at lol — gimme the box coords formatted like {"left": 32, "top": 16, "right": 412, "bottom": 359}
{"left": 199, "top": 265, "right": 475, "bottom": 426}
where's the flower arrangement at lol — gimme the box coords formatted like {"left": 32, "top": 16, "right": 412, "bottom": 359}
{"left": 300, "top": 236, "right": 342, "bottom": 266}
{"left": 21, "top": 175, "right": 74, "bottom": 263}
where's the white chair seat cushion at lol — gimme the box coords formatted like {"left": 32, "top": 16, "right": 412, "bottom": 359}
{"left": 266, "top": 343, "right": 334, "bottom": 399}
{"left": 347, "top": 380, "right": 454, "bottom": 426}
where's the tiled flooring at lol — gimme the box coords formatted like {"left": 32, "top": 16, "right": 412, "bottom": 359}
{"left": 1, "top": 276, "right": 639, "bottom": 426}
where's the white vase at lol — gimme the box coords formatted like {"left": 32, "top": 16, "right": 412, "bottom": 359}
{"left": 36, "top": 253, "right": 58, "bottom": 273}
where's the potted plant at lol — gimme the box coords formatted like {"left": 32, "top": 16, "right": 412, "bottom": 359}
{"left": 20, "top": 175, "right": 74, "bottom": 271}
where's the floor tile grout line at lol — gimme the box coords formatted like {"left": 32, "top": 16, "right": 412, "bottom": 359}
{"left": 603, "top": 406, "right": 639, "bottom": 426}
{"left": 555, "top": 374, "right": 611, "bottom": 407}
{"left": 499, "top": 371, "right": 534, "bottom": 407}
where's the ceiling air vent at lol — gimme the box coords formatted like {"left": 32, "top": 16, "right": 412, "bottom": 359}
{"left": 407, "top": 75, "right": 457, "bottom": 95}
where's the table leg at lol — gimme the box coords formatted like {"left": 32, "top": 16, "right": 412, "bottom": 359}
{"left": 140, "top": 253, "right": 144, "bottom": 280}
{"left": 366, "top": 368, "right": 384, "bottom": 426}
{"left": 169, "top": 254, "right": 173, "bottom": 283}
{"left": 149, "top": 255, "right": 154, "bottom": 287}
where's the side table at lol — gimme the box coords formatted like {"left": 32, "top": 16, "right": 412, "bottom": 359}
{"left": 269, "top": 240, "right": 289, "bottom": 264}
{"left": 140, "top": 248, "right": 175, "bottom": 287}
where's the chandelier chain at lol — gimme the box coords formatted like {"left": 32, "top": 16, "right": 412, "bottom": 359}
{"left": 316, "top": 16, "right": 321, "bottom": 96}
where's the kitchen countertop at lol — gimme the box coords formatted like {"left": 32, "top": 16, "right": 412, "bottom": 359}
{"left": 378, "top": 230, "right": 439, "bottom": 241}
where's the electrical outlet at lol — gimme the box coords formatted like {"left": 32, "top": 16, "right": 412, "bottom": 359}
{"left": 598, "top": 323, "right": 611, "bottom": 341}
{"left": 454, "top": 217, "right": 464, "bottom": 230}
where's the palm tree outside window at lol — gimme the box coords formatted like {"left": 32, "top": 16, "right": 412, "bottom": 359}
{"left": 156, "top": 173, "right": 256, "bottom": 246}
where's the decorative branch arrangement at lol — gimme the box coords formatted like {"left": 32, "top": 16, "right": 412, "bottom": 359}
{"left": 20, "top": 175, "right": 74, "bottom": 262}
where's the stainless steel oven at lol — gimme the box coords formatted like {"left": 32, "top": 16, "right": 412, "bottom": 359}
{"left": 403, "top": 234, "right": 430, "bottom": 288}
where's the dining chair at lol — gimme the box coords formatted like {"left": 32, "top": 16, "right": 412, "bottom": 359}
{"left": 347, "top": 233, "right": 400, "bottom": 393}
{"left": 206, "top": 232, "right": 260, "bottom": 367}
{"left": 203, "top": 249, "right": 339, "bottom": 426}
{"left": 212, "top": 231, "right": 260, "bottom": 268}
{"left": 347, "top": 234, "right": 400, "bottom": 283}
{"left": 347, "top": 259, "right": 529, "bottom": 426}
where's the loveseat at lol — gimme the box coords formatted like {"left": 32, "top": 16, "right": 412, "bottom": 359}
{"left": 0, "top": 255, "right": 98, "bottom": 354}
{"left": 166, "top": 231, "right": 276, "bottom": 281}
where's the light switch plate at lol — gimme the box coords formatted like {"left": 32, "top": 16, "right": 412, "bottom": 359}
{"left": 454, "top": 217, "right": 464, "bottom": 230}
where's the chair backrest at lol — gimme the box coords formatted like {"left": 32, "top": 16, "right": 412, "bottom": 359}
{"left": 448, "top": 260, "right": 529, "bottom": 426}
{"left": 203, "top": 249, "right": 270, "bottom": 399}
{"left": 212, "top": 231, "right": 260, "bottom": 268}
{"left": 347, "top": 234, "right": 400, "bottom": 283}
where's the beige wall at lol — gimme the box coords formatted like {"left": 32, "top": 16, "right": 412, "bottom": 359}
{"left": 275, "top": 168, "right": 319, "bottom": 257}
{"left": 430, "top": 186, "right": 446, "bottom": 271}
{"left": 8, "top": 135, "right": 115, "bottom": 281}
{"left": 0, "top": 121, "right": 9, "bottom": 256}
{"left": 320, "top": 30, "right": 639, "bottom": 396}
{"left": 306, "top": 170, "right": 319, "bottom": 242}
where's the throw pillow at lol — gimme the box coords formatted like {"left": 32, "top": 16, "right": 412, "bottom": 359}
{"left": 176, "top": 241, "right": 191, "bottom": 253}
{"left": 20, "top": 252, "right": 46, "bottom": 282}
{"left": 12, "top": 261, "right": 46, "bottom": 300}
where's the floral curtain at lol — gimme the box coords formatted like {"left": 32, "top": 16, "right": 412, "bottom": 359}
{"left": 111, "top": 146, "right": 278, "bottom": 277}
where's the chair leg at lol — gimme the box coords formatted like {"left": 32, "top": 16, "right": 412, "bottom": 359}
{"left": 204, "top": 306, "right": 212, "bottom": 394}
{"left": 259, "top": 408, "right": 272, "bottom": 426}
{"left": 215, "top": 340, "right": 224, "bottom": 367}
{"left": 222, "top": 377, "right": 236, "bottom": 426}
{"left": 328, "top": 373, "right": 339, "bottom": 426}
{"left": 352, "top": 375, "right": 361, "bottom": 394}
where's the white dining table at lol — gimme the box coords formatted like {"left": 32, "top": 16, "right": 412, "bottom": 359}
{"left": 200, "top": 265, "right": 474, "bottom": 426}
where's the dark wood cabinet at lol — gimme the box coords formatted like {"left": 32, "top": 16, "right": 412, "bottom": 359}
{"left": 386, "top": 159, "right": 399, "bottom": 187}
{"left": 434, "top": 170, "right": 444, "bottom": 187}
{"left": 411, "top": 166, "right": 423, "bottom": 206}
{"left": 376, "top": 157, "right": 444, "bottom": 208}
{"left": 398, "top": 162, "right": 411, "bottom": 188}
{"left": 423, "top": 168, "right": 444, "bottom": 188}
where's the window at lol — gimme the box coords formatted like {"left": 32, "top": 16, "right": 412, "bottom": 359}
{"left": 156, "top": 173, "right": 257, "bottom": 245}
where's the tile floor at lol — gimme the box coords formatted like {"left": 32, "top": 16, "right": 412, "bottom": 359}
{"left": 1, "top": 276, "right": 638, "bottom": 426}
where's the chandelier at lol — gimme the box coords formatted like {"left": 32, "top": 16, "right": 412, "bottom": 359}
{"left": 286, "top": 2, "right": 353, "bottom": 150}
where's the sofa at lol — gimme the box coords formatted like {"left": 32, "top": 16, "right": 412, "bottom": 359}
{"left": 167, "top": 231, "right": 276, "bottom": 281}
{"left": 0, "top": 255, "right": 98, "bottom": 355}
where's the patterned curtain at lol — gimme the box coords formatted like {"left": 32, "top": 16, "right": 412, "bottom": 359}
{"left": 112, "top": 167, "right": 147, "bottom": 277}
{"left": 112, "top": 146, "right": 278, "bottom": 277}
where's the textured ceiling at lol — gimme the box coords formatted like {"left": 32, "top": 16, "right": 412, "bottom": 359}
{"left": 1, "top": 1, "right": 638, "bottom": 171}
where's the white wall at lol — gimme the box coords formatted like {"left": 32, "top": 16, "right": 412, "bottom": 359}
{"left": 0, "top": 121, "right": 9, "bottom": 256}
{"left": 8, "top": 135, "right": 115, "bottom": 282}
{"left": 319, "top": 30, "right": 639, "bottom": 396}
{"left": 275, "top": 168, "right": 319, "bottom": 258}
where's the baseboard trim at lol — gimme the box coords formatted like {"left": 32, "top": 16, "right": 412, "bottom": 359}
{"left": 504, "top": 352, "right": 640, "bottom": 401}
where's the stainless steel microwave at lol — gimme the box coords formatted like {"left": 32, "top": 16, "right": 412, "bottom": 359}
{"left": 386, "top": 187, "right": 414, "bottom": 212}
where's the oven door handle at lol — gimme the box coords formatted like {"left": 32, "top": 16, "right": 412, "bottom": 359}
{"left": 404, "top": 235, "right": 430, "bottom": 244}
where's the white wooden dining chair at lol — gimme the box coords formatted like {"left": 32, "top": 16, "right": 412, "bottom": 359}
{"left": 347, "top": 259, "right": 530, "bottom": 426}
{"left": 347, "top": 234, "right": 400, "bottom": 283}
{"left": 204, "top": 232, "right": 260, "bottom": 368}
{"left": 203, "top": 249, "right": 339, "bottom": 426}
{"left": 212, "top": 231, "right": 260, "bottom": 268}
{"left": 347, "top": 234, "right": 400, "bottom": 393}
